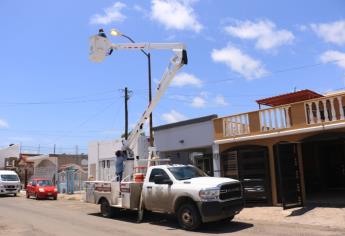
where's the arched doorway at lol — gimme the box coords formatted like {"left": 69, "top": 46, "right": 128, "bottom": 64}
{"left": 221, "top": 145, "right": 272, "bottom": 205}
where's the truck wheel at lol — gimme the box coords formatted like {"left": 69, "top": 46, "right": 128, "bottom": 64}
{"left": 100, "top": 199, "right": 114, "bottom": 218}
{"left": 26, "top": 192, "right": 29, "bottom": 199}
{"left": 177, "top": 203, "right": 201, "bottom": 231}
{"left": 13, "top": 193, "right": 17, "bottom": 197}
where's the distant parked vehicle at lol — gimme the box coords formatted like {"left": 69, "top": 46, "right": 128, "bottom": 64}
{"left": 26, "top": 178, "right": 58, "bottom": 200}
{"left": 0, "top": 170, "right": 21, "bottom": 197}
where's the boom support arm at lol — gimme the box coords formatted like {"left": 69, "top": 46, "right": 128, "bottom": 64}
{"left": 89, "top": 35, "right": 188, "bottom": 157}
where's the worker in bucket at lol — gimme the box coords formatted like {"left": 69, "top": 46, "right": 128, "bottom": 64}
{"left": 115, "top": 150, "right": 126, "bottom": 182}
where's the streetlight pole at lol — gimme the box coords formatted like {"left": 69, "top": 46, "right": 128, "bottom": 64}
{"left": 110, "top": 29, "right": 154, "bottom": 147}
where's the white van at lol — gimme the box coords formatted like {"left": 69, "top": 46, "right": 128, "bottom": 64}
{"left": 0, "top": 170, "right": 21, "bottom": 196}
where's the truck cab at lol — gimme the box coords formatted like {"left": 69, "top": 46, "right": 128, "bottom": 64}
{"left": 143, "top": 165, "right": 244, "bottom": 230}
{"left": 0, "top": 170, "right": 21, "bottom": 196}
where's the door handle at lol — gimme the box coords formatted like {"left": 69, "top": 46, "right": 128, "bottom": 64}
{"left": 146, "top": 186, "right": 152, "bottom": 189}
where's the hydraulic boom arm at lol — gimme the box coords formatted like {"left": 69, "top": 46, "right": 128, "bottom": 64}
{"left": 89, "top": 35, "right": 188, "bottom": 157}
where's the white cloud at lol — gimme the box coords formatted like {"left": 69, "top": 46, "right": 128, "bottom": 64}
{"left": 311, "top": 20, "right": 345, "bottom": 45}
{"left": 214, "top": 95, "right": 228, "bottom": 106}
{"left": 90, "top": 2, "right": 126, "bottom": 25}
{"left": 0, "top": 119, "right": 9, "bottom": 128}
{"left": 211, "top": 45, "right": 268, "bottom": 80}
{"left": 161, "top": 110, "right": 187, "bottom": 123}
{"left": 133, "top": 4, "right": 149, "bottom": 17}
{"left": 151, "top": 0, "right": 203, "bottom": 32}
{"left": 225, "top": 20, "right": 294, "bottom": 50}
{"left": 191, "top": 96, "right": 206, "bottom": 108}
{"left": 320, "top": 50, "right": 345, "bottom": 69}
{"left": 168, "top": 94, "right": 189, "bottom": 101}
{"left": 171, "top": 72, "right": 202, "bottom": 87}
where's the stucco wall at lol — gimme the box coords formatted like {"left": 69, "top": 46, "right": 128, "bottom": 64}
{"left": 0, "top": 144, "right": 20, "bottom": 169}
{"left": 154, "top": 120, "right": 215, "bottom": 152}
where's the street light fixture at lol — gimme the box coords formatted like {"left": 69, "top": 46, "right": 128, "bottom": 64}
{"left": 110, "top": 28, "right": 154, "bottom": 147}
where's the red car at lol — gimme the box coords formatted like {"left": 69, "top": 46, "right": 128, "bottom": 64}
{"left": 26, "top": 178, "right": 58, "bottom": 200}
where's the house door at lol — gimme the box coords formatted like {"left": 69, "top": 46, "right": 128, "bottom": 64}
{"left": 274, "top": 142, "right": 303, "bottom": 209}
{"left": 321, "top": 140, "right": 345, "bottom": 189}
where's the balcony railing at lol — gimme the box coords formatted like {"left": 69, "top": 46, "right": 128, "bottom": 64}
{"left": 223, "top": 114, "right": 250, "bottom": 137}
{"left": 305, "top": 95, "right": 345, "bottom": 125}
{"left": 259, "top": 106, "right": 291, "bottom": 131}
{"left": 214, "top": 92, "right": 345, "bottom": 140}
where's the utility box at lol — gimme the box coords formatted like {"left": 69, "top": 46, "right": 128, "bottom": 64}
{"left": 120, "top": 182, "right": 143, "bottom": 209}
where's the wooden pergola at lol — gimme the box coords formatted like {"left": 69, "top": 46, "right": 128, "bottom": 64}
{"left": 256, "top": 89, "right": 323, "bottom": 108}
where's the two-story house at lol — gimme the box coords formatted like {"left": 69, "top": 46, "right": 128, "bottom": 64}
{"left": 213, "top": 89, "right": 345, "bottom": 208}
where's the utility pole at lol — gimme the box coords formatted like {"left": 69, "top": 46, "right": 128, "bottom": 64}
{"left": 122, "top": 87, "right": 132, "bottom": 140}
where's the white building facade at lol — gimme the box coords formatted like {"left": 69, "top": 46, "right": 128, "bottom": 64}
{"left": 153, "top": 115, "right": 218, "bottom": 176}
{"left": 88, "top": 136, "right": 150, "bottom": 181}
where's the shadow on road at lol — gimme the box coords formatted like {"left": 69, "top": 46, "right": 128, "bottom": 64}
{"left": 88, "top": 210, "right": 253, "bottom": 233}
{"left": 0, "top": 195, "right": 16, "bottom": 198}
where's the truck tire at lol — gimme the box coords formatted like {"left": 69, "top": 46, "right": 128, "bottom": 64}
{"left": 177, "top": 203, "right": 201, "bottom": 231}
{"left": 100, "top": 199, "right": 115, "bottom": 218}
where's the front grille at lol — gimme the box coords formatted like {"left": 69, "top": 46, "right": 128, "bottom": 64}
{"left": 5, "top": 185, "right": 15, "bottom": 189}
{"left": 219, "top": 183, "right": 242, "bottom": 200}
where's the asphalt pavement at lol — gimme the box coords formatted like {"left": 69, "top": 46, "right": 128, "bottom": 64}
{"left": 0, "top": 195, "right": 344, "bottom": 236}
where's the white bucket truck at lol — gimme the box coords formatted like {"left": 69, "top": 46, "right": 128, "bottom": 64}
{"left": 85, "top": 31, "right": 244, "bottom": 230}
{"left": 0, "top": 170, "right": 21, "bottom": 196}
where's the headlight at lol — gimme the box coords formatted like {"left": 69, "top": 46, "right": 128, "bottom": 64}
{"left": 199, "top": 188, "right": 220, "bottom": 201}
{"left": 54, "top": 188, "right": 58, "bottom": 192}
{"left": 38, "top": 188, "right": 45, "bottom": 192}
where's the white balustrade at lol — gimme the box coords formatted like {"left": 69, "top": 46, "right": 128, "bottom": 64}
{"left": 305, "top": 95, "right": 345, "bottom": 124}
{"left": 259, "top": 106, "right": 291, "bottom": 131}
{"left": 223, "top": 113, "right": 250, "bottom": 137}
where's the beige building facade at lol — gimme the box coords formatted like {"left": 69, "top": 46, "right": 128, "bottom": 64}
{"left": 213, "top": 90, "right": 345, "bottom": 208}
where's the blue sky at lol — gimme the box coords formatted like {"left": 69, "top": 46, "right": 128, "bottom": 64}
{"left": 1, "top": 0, "right": 345, "bottom": 153}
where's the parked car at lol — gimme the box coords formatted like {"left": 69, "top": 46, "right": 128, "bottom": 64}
{"left": 0, "top": 170, "right": 21, "bottom": 196}
{"left": 26, "top": 178, "right": 58, "bottom": 200}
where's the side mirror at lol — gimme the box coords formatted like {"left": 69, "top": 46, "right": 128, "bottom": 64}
{"left": 153, "top": 175, "right": 173, "bottom": 185}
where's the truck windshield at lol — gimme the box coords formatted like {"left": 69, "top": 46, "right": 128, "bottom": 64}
{"left": 168, "top": 166, "right": 207, "bottom": 180}
{"left": 37, "top": 180, "right": 53, "bottom": 186}
{"left": 0, "top": 175, "right": 19, "bottom": 181}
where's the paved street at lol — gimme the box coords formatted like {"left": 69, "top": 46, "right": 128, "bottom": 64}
{"left": 0, "top": 196, "right": 344, "bottom": 236}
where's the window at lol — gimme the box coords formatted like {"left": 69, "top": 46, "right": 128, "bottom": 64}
{"left": 0, "top": 175, "right": 19, "bottom": 181}
{"left": 106, "top": 160, "right": 110, "bottom": 168}
{"left": 37, "top": 180, "right": 53, "bottom": 186}
{"left": 168, "top": 166, "right": 206, "bottom": 180}
{"left": 149, "top": 169, "right": 170, "bottom": 182}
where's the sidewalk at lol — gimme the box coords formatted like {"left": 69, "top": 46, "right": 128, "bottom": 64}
{"left": 235, "top": 205, "right": 345, "bottom": 229}
{"left": 58, "top": 191, "right": 84, "bottom": 201}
